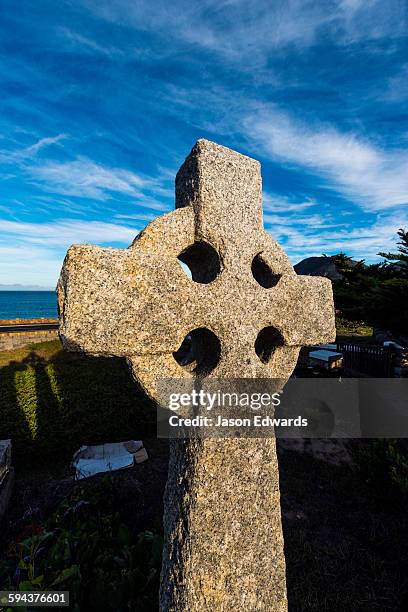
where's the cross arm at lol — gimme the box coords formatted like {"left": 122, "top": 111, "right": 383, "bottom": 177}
{"left": 260, "top": 275, "right": 336, "bottom": 347}
{"left": 57, "top": 243, "right": 196, "bottom": 357}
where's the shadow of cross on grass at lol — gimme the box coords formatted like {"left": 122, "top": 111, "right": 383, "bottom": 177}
{"left": 0, "top": 349, "right": 64, "bottom": 458}
{"left": 19, "top": 351, "right": 63, "bottom": 450}
{"left": 0, "top": 343, "right": 156, "bottom": 461}
{"left": 57, "top": 139, "right": 336, "bottom": 612}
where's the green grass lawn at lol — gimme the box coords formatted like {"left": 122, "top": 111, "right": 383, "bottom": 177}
{"left": 0, "top": 340, "right": 156, "bottom": 459}
{"left": 336, "top": 316, "right": 374, "bottom": 339}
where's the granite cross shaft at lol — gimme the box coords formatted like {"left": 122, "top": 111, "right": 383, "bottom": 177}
{"left": 58, "top": 139, "right": 335, "bottom": 611}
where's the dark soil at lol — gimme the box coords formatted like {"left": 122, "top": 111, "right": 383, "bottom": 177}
{"left": 0, "top": 438, "right": 169, "bottom": 554}
{"left": 1, "top": 440, "right": 407, "bottom": 611}
{"left": 278, "top": 441, "right": 408, "bottom": 612}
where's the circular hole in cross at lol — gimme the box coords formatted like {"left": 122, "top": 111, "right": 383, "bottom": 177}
{"left": 251, "top": 253, "right": 281, "bottom": 288}
{"left": 173, "top": 328, "right": 221, "bottom": 376}
{"left": 178, "top": 241, "right": 221, "bottom": 284}
{"left": 255, "top": 326, "right": 285, "bottom": 364}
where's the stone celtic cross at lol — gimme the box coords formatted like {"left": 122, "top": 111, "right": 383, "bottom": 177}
{"left": 58, "top": 140, "right": 335, "bottom": 611}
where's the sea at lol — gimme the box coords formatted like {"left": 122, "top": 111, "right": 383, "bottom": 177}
{"left": 0, "top": 291, "right": 58, "bottom": 320}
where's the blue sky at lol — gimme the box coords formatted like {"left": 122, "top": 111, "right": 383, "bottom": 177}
{"left": 0, "top": 0, "right": 407, "bottom": 288}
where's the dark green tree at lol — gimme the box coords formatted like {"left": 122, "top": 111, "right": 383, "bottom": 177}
{"left": 327, "top": 229, "right": 408, "bottom": 336}
{"left": 378, "top": 228, "right": 408, "bottom": 277}
{"left": 367, "top": 278, "right": 408, "bottom": 335}
{"left": 324, "top": 252, "right": 365, "bottom": 278}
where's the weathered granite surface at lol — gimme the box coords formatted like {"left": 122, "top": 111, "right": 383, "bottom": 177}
{"left": 58, "top": 139, "right": 336, "bottom": 611}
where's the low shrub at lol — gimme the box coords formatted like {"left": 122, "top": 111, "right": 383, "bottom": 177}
{"left": 355, "top": 439, "right": 408, "bottom": 507}
{"left": 0, "top": 477, "right": 162, "bottom": 611}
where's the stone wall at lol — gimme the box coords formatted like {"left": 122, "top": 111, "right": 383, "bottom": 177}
{"left": 0, "top": 317, "right": 58, "bottom": 325}
{"left": 0, "top": 320, "right": 59, "bottom": 352}
{"left": 0, "top": 329, "right": 58, "bottom": 351}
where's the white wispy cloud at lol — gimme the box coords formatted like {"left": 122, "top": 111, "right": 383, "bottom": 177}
{"left": 244, "top": 108, "right": 408, "bottom": 210}
{"left": 263, "top": 192, "right": 318, "bottom": 213}
{"left": 0, "top": 245, "right": 62, "bottom": 286}
{"left": 264, "top": 213, "right": 345, "bottom": 229}
{"left": 115, "top": 212, "right": 160, "bottom": 222}
{"left": 0, "top": 218, "right": 143, "bottom": 286}
{"left": 29, "top": 158, "right": 149, "bottom": 200}
{"left": 0, "top": 134, "right": 66, "bottom": 163}
{"left": 156, "top": 82, "right": 408, "bottom": 213}
{"left": 60, "top": 27, "right": 124, "bottom": 57}
{"left": 26, "top": 157, "right": 175, "bottom": 207}
{"left": 135, "top": 197, "right": 172, "bottom": 212}
{"left": 24, "top": 135, "right": 67, "bottom": 155}
{"left": 85, "top": 0, "right": 407, "bottom": 63}
{"left": 0, "top": 219, "right": 139, "bottom": 247}
{"left": 269, "top": 210, "right": 408, "bottom": 263}
{"left": 382, "top": 63, "right": 408, "bottom": 102}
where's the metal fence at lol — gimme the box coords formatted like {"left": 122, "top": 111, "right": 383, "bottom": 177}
{"left": 337, "top": 342, "right": 394, "bottom": 377}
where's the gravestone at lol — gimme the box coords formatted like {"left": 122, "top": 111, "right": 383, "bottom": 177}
{"left": 58, "top": 139, "right": 335, "bottom": 611}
